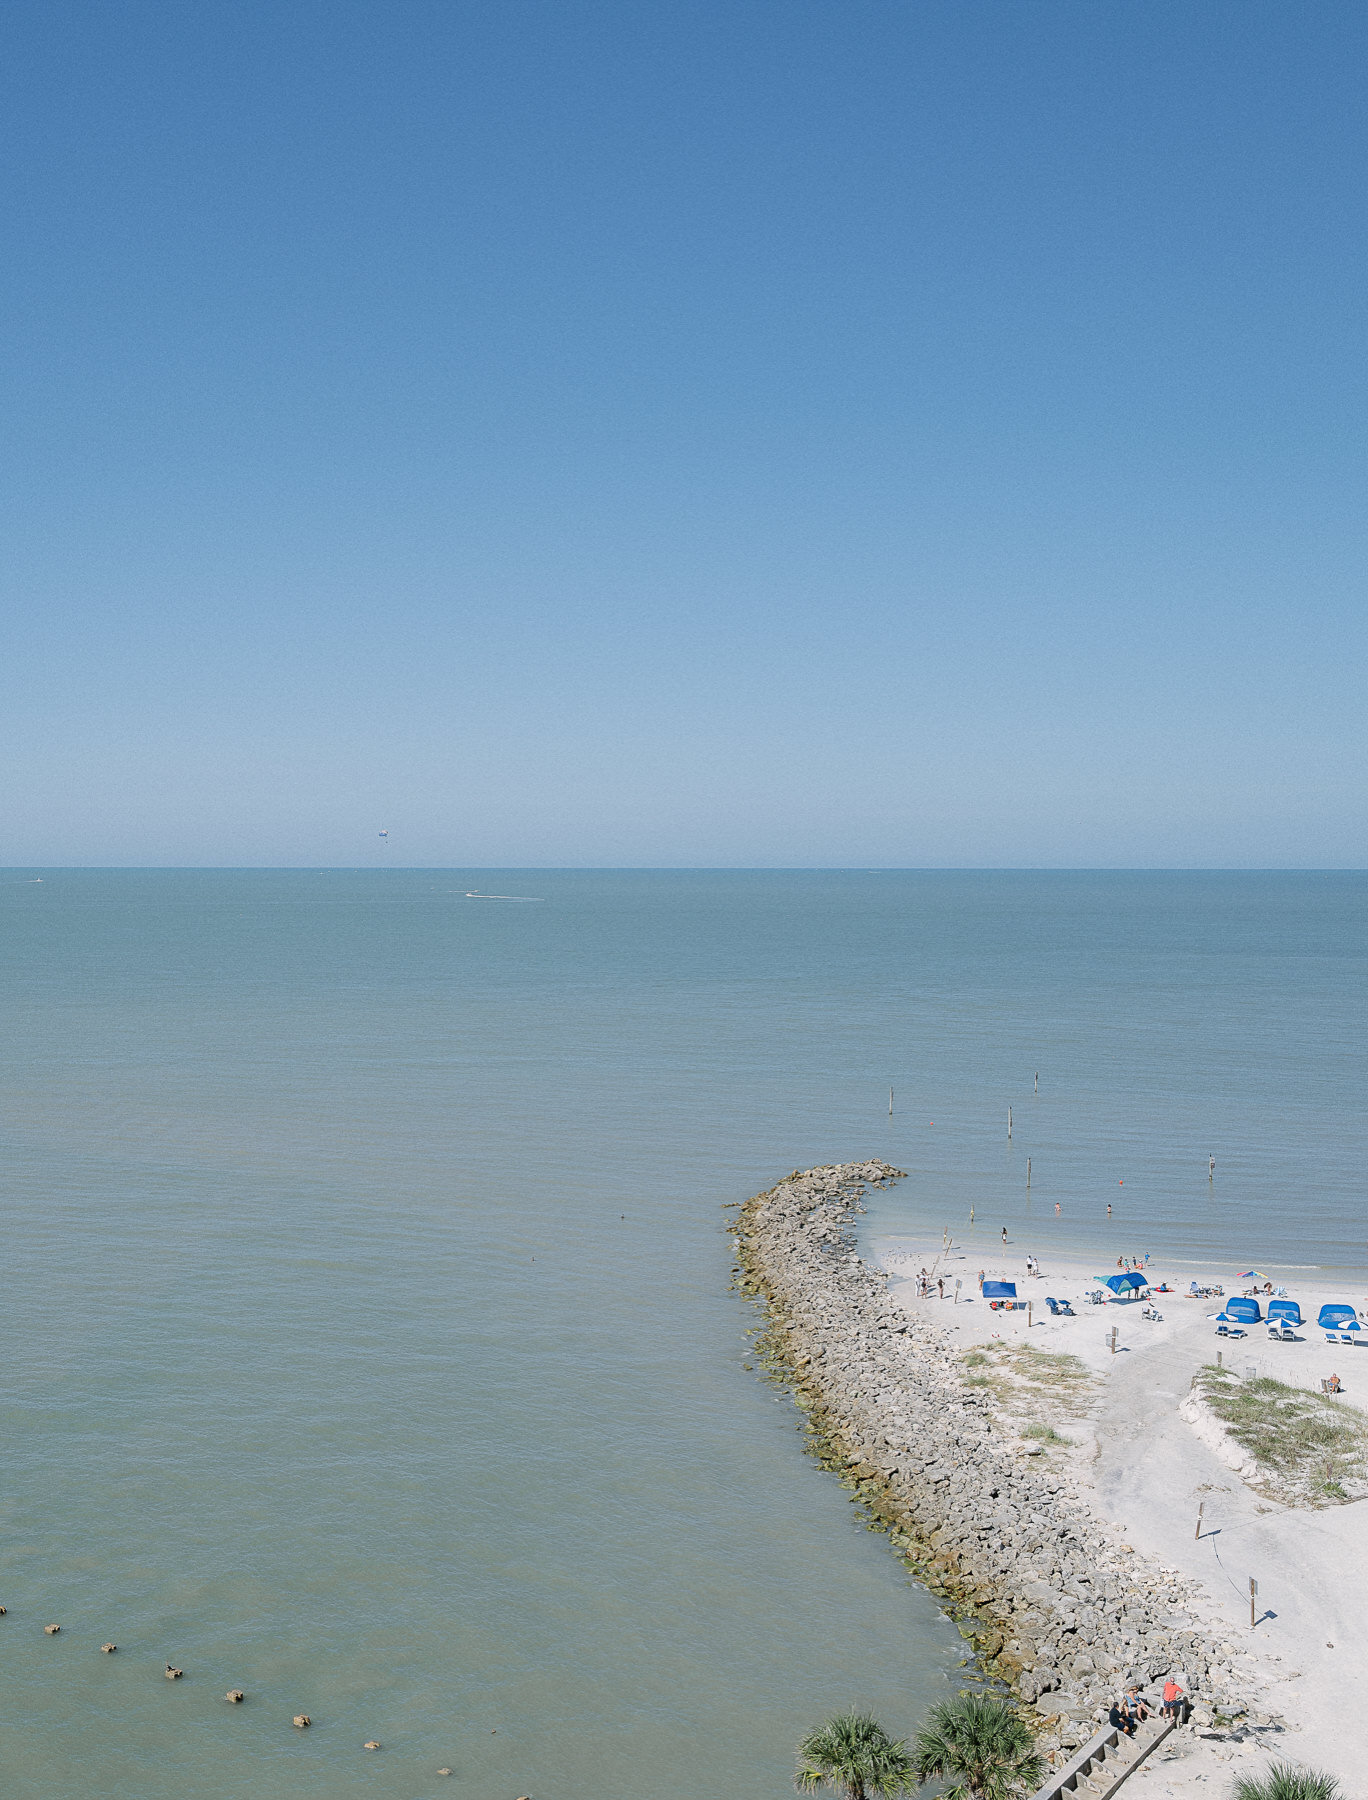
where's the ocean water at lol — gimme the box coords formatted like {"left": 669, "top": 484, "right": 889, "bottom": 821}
{"left": 0, "top": 869, "right": 1364, "bottom": 1796}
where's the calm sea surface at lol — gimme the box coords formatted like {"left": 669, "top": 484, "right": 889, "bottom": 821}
{"left": 1, "top": 870, "right": 1364, "bottom": 1796}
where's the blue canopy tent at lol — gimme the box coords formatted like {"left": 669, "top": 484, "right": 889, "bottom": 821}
{"left": 1267, "top": 1299, "right": 1301, "bottom": 1327}
{"left": 1318, "top": 1303, "right": 1363, "bottom": 1343}
{"left": 1220, "top": 1296, "right": 1262, "bottom": 1324}
{"left": 982, "top": 1281, "right": 1017, "bottom": 1306}
{"left": 1101, "top": 1273, "right": 1148, "bottom": 1301}
{"left": 1318, "top": 1304, "right": 1358, "bottom": 1328}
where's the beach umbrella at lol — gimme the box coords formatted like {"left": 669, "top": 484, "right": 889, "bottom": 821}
{"left": 1238, "top": 1270, "right": 1266, "bottom": 1280}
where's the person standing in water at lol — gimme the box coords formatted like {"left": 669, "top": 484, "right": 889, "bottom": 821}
{"left": 1002, "top": 1226, "right": 1008, "bottom": 1246}
{"left": 1054, "top": 1201, "right": 1061, "bottom": 1216}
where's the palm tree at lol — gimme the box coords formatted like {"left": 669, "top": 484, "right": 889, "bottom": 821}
{"left": 911, "top": 1692, "right": 1045, "bottom": 1800}
{"left": 1231, "top": 1765, "right": 1341, "bottom": 1800}
{"left": 795, "top": 1712, "right": 915, "bottom": 1800}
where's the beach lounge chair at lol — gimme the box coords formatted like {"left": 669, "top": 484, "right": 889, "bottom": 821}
{"left": 1267, "top": 1300, "right": 1301, "bottom": 1341}
{"left": 1044, "top": 1296, "right": 1075, "bottom": 1317}
{"left": 1215, "top": 1321, "right": 1246, "bottom": 1339}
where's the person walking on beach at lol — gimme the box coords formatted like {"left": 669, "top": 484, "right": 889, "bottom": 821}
{"left": 937, "top": 1276, "right": 944, "bottom": 1300}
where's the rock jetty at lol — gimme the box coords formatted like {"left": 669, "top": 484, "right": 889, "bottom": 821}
{"left": 731, "top": 1160, "right": 1261, "bottom": 1754}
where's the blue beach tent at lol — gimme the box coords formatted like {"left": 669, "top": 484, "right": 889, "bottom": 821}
{"left": 1318, "top": 1304, "right": 1363, "bottom": 1342}
{"left": 1318, "top": 1304, "right": 1358, "bottom": 1328}
{"left": 1221, "top": 1296, "right": 1262, "bottom": 1324}
{"left": 1267, "top": 1300, "right": 1302, "bottom": 1327}
{"left": 1103, "top": 1273, "right": 1148, "bottom": 1299}
{"left": 982, "top": 1281, "right": 1017, "bottom": 1300}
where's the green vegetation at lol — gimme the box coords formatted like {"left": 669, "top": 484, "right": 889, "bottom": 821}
{"left": 911, "top": 1693, "right": 1045, "bottom": 1800}
{"left": 1196, "top": 1365, "right": 1368, "bottom": 1505}
{"left": 1229, "top": 1762, "right": 1342, "bottom": 1800}
{"left": 958, "top": 1343, "right": 1094, "bottom": 1438}
{"left": 1021, "top": 1422, "right": 1072, "bottom": 1446}
{"left": 795, "top": 1713, "right": 914, "bottom": 1800}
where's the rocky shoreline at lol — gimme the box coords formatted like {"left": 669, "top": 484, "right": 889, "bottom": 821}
{"left": 731, "top": 1160, "right": 1269, "bottom": 1757}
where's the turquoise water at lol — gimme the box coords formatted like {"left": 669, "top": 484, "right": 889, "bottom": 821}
{"left": 1, "top": 870, "right": 1364, "bottom": 1795}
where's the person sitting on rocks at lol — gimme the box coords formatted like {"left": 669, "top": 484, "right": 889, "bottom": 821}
{"left": 1109, "top": 1698, "right": 1137, "bottom": 1738}
{"left": 1124, "top": 1687, "right": 1149, "bottom": 1727}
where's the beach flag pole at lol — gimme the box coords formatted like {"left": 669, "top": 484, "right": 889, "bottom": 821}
{"left": 1008, "top": 1106, "right": 1013, "bottom": 1140}
{"left": 1026, "top": 1157, "right": 1031, "bottom": 1191}
{"left": 1034, "top": 1071, "right": 1038, "bottom": 1095}
{"left": 889, "top": 1088, "right": 893, "bottom": 1116}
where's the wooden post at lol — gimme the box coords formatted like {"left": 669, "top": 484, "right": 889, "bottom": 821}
{"left": 1008, "top": 1106, "right": 1013, "bottom": 1140}
{"left": 889, "top": 1087, "right": 894, "bottom": 1116}
{"left": 954, "top": 1279, "right": 961, "bottom": 1304}
{"left": 1216, "top": 1349, "right": 1223, "bottom": 1368}
{"left": 1249, "top": 1576, "right": 1258, "bottom": 1628}
{"left": 1195, "top": 1500, "right": 1204, "bottom": 1540}
{"left": 1027, "top": 1157, "right": 1032, "bottom": 1190}
{"left": 1109, "top": 1326, "right": 1118, "bottom": 1355}
{"left": 1028, "top": 1300, "right": 1033, "bottom": 1329}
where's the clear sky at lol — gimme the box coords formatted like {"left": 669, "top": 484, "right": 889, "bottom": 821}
{"left": 2, "top": 1, "right": 1365, "bottom": 866}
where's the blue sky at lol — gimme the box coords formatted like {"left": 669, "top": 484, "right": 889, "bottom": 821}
{"left": 2, "top": 1, "right": 1365, "bottom": 866}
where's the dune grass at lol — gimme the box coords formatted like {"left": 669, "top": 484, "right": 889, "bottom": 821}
{"left": 1229, "top": 1761, "right": 1341, "bottom": 1800}
{"left": 1196, "top": 1365, "right": 1368, "bottom": 1504}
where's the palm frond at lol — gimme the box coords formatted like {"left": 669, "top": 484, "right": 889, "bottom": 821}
{"left": 795, "top": 1711, "right": 916, "bottom": 1799}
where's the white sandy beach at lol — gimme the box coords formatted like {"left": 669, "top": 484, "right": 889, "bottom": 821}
{"left": 871, "top": 1231, "right": 1368, "bottom": 1798}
